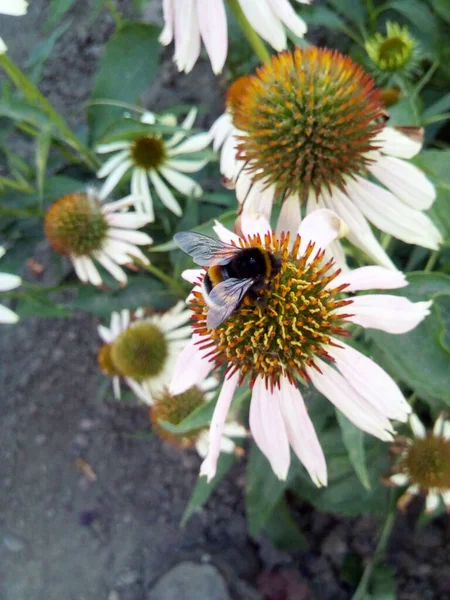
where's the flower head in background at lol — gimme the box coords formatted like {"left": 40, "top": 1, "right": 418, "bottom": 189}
{"left": 170, "top": 210, "right": 431, "bottom": 484}
{"left": 0, "top": 0, "right": 28, "bottom": 54}
{"left": 97, "top": 302, "right": 192, "bottom": 404}
{"left": 212, "top": 47, "right": 441, "bottom": 269}
{"left": 44, "top": 189, "right": 153, "bottom": 286}
{"left": 389, "top": 414, "right": 450, "bottom": 514}
{"left": 160, "top": 0, "right": 310, "bottom": 75}
{"left": 96, "top": 109, "right": 210, "bottom": 222}
{"left": 365, "top": 22, "right": 420, "bottom": 82}
{"left": 0, "top": 246, "right": 21, "bottom": 323}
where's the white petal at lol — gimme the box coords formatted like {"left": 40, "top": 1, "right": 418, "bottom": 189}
{"left": 210, "top": 113, "right": 233, "bottom": 152}
{"left": 369, "top": 156, "right": 436, "bottom": 210}
{"left": 195, "top": 431, "right": 210, "bottom": 458}
{"left": 169, "top": 132, "right": 212, "bottom": 156}
{"left": 441, "top": 490, "right": 450, "bottom": 507}
{"left": 165, "top": 108, "right": 198, "bottom": 149}
{"left": 298, "top": 208, "right": 347, "bottom": 256}
{"left": 444, "top": 422, "right": 450, "bottom": 441}
{"left": 331, "top": 266, "right": 407, "bottom": 292}
{"left": 239, "top": 0, "right": 287, "bottom": 51}
{"left": 159, "top": 166, "right": 202, "bottom": 197}
{"left": 266, "top": 0, "right": 307, "bottom": 37}
{"left": 212, "top": 220, "right": 241, "bottom": 244}
{"left": 0, "top": 272, "right": 21, "bottom": 291}
{"left": 138, "top": 170, "right": 155, "bottom": 221}
{"left": 220, "top": 436, "right": 236, "bottom": 454}
{"left": 250, "top": 376, "right": 291, "bottom": 480}
{"left": 166, "top": 158, "right": 208, "bottom": 173}
{"left": 159, "top": 0, "right": 174, "bottom": 45}
{"left": 240, "top": 214, "right": 272, "bottom": 239}
{"left": 197, "top": 0, "right": 228, "bottom": 74}
{"left": 96, "top": 141, "right": 130, "bottom": 154}
{"left": 222, "top": 422, "right": 247, "bottom": 438}
{"left": 97, "top": 324, "right": 113, "bottom": 343}
{"left": 173, "top": 0, "right": 201, "bottom": 73}
{"left": 96, "top": 150, "right": 129, "bottom": 178}
{"left": 182, "top": 268, "right": 204, "bottom": 284}
{"left": 276, "top": 193, "right": 301, "bottom": 238}
{"left": 329, "top": 340, "right": 411, "bottom": 422}
{"left": 113, "top": 377, "right": 121, "bottom": 400}
{"left": 149, "top": 170, "right": 182, "bottom": 216}
{"left": 346, "top": 176, "right": 442, "bottom": 250}
{"left": 169, "top": 337, "right": 213, "bottom": 395}
{"left": 105, "top": 213, "right": 151, "bottom": 229}
{"left": 235, "top": 170, "right": 253, "bottom": 203}
{"left": 390, "top": 473, "right": 409, "bottom": 486}
{"left": 101, "top": 196, "right": 135, "bottom": 213}
{"left": 323, "top": 186, "right": 396, "bottom": 269}
{"left": 72, "top": 256, "right": 88, "bottom": 283}
{"left": 83, "top": 257, "right": 103, "bottom": 287}
{"left": 0, "top": 0, "right": 28, "bottom": 16}
{"left": 103, "top": 238, "right": 149, "bottom": 265}
{"left": 0, "top": 246, "right": 5, "bottom": 259}
{"left": 94, "top": 250, "right": 128, "bottom": 285}
{"left": 306, "top": 360, "right": 395, "bottom": 442}
{"left": 98, "top": 159, "right": 133, "bottom": 201}
{"left": 243, "top": 178, "right": 276, "bottom": 221}
{"left": 374, "top": 126, "right": 422, "bottom": 159}
{"left": 426, "top": 491, "right": 440, "bottom": 513}
{"left": 278, "top": 378, "right": 327, "bottom": 486}
{"left": 433, "top": 414, "right": 445, "bottom": 436}
{"left": 0, "top": 303, "right": 19, "bottom": 323}
{"left": 339, "top": 295, "right": 432, "bottom": 334}
{"left": 107, "top": 228, "right": 153, "bottom": 246}
{"left": 0, "top": 37, "right": 6, "bottom": 54}
{"left": 409, "top": 414, "right": 426, "bottom": 439}
{"left": 200, "top": 372, "right": 240, "bottom": 481}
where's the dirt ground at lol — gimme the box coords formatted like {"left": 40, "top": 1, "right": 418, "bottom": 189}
{"left": 1, "top": 2, "right": 450, "bottom": 599}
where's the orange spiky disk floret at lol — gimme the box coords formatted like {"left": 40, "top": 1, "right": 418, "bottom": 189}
{"left": 232, "top": 47, "right": 385, "bottom": 201}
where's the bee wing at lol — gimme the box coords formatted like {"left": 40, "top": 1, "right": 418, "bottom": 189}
{"left": 206, "top": 277, "right": 255, "bottom": 329}
{"left": 174, "top": 231, "right": 240, "bottom": 266}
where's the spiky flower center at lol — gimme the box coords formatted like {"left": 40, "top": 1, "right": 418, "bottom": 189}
{"left": 366, "top": 23, "right": 415, "bottom": 73}
{"left": 226, "top": 75, "right": 255, "bottom": 114}
{"left": 110, "top": 322, "right": 168, "bottom": 380}
{"left": 44, "top": 193, "right": 108, "bottom": 256}
{"left": 131, "top": 136, "right": 166, "bottom": 170}
{"left": 403, "top": 434, "right": 450, "bottom": 491}
{"left": 98, "top": 343, "right": 121, "bottom": 377}
{"left": 191, "top": 232, "right": 352, "bottom": 389}
{"left": 232, "top": 47, "right": 384, "bottom": 201}
{"left": 151, "top": 386, "right": 206, "bottom": 448}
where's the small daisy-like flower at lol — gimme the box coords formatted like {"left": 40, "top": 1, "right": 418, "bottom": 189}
{"left": 160, "top": 0, "right": 309, "bottom": 75}
{"left": 44, "top": 189, "right": 153, "bottom": 287}
{"left": 0, "top": 0, "right": 28, "bottom": 54}
{"left": 170, "top": 210, "right": 431, "bottom": 484}
{"left": 389, "top": 414, "right": 450, "bottom": 514}
{"left": 96, "top": 109, "right": 211, "bottom": 222}
{"left": 212, "top": 47, "right": 441, "bottom": 269}
{"left": 97, "top": 302, "right": 192, "bottom": 405}
{"left": 365, "top": 22, "right": 420, "bottom": 82}
{"left": 0, "top": 246, "right": 21, "bottom": 324}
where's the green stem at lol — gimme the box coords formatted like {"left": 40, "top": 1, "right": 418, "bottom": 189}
{"left": 422, "top": 112, "right": 450, "bottom": 126}
{"left": 0, "top": 54, "right": 100, "bottom": 171}
{"left": 352, "top": 492, "right": 397, "bottom": 600}
{"left": 424, "top": 250, "right": 439, "bottom": 272}
{"left": 227, "top": 0, "right": 271, "bottom": 64}
{"left": 141, "top": 262, "right": 187, "bottom": 298}
{"left": 104, "top": 0, "right": 123, "bottom": 28}
{"left": 381, "top": 233, "right": 392, "bottom": 251}
{"left": 365, "top": 0, "right": 376, "bottom": 35}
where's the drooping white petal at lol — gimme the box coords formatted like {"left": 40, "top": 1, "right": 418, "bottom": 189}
{"left": 0, "top": 272, "right": 21, "bottom": 291}
{"left": 433, "top": 414, "right": 445, "bottom": 436}
{"left": 338, "top": 295, "right": 432, "bottom": 334}
{"left": 182, "top": 268, "right": 204, "bottom": 284}
{"left": 409, "top": 414, "right": 426, "bottom": 439}
{"left": 107, "top": 228, "right": 153, "bottom": 246}
{"left": 298, "top": 208, "right": 347, "bottom": 256}
{"left": 276, "top": 193, "right": 301, "bottom": 238}
{"left": 169, "top": 132, "right": 212, "bottom": 156}
{"left": 103, "top": 238, "right": 149, "bottom": 266}
{"left": 96, "top": 141, "right": 130, "bottom": 154}
{"left": 159, "top": 166, "right": 202, "bottom": 198}
{"left": 98, "top": 158, "right": 133, "bottom": 201}
{"left": 240, "top": 214, "right": 272, "bottom": 239}
{"left": 374, "top": 126, "right": 422, "bottom": 159}
{"left": 239, "top": 0, "right": 287, "bottom": 51}
{"left": 222, "top": 422, "right": 247, "bottom": 438}
{"left": 0, "top": 303, "right": 19, "bottom": 323}
{"left": 369, "top": 156, "right": 436, "bottom": 210}
{"left": 149, "top": 170, "right": 182, "bottom": 216}
{"left": 169, "top": 336, "right": 213, "bottom": 395}
{"left": 0, "top": 0, "right": 28, "bottom": 16}
{"left": 306, "top": 360, "right": 395, "bottom": 441}
{"left": 96, "top": 150, "right": 129, "bottom": 179}
{"left": 235, "top": 169, "right": 253, "bottom": 203}
{"left": 159, "top": 0, "right": 174, "bottom": 44}
{"left": 0, "top": 37, "right": 6, "bottom": 54}
{"left": 166, "top": 158, "right": 208, "bottom": 173}
{"left": 97, "top": 324, "right": 113, "bottom": 343}
{"left": 212, "top": 220, "right": 241, "bottom": 244}
{"left": 266, "top": 0, "right": 308, "bottom": 37}
{"left": 346, "top": 176, "right": 442, "bottom": 250}
{"left": 441, "top": 490, "right": 450, "bottom": 507}
{"left": 330, "top": 266, "right": 407, "bottom": 292}
{"left": 196, "top": 0, "right": 228, "bottom": 73}
{"left": 83, "top": 257, "right": 102, "bottom": 287}
{"left": 105, "top": 213, "right": 151, "bottom": 230}
{"left": 112, "top": 376, "right": 121, "bottom": 400}
{"left": 72, "top": 256, "right": 89, "bottom": 283}
{"left": 426, "top": 491, "right": 440, "bottom": 513}
{"left": 210, "top": 113, "right": 233, "bottom": 152}
{"left": 328, "top": 340, "right": 411, "bottom": 422}
{"left": 250, "top": 376, "right": 291, "bottom": 480}
{"left": 278, "top": 377, "right": 327, "bottom": 486}
{"left": 173, "top": 0, "right": 201, "bottom": 74}
{"left": 200, "top": 372, "right": 240, "bottom": 481}
{"left": 94, "top": 250, "right": 128, "bottom": 285}
{"left": 390, "top": 473, "right": 409, "bottom": 486}
{"left": 243, "top": 177, "right": 276, "bottom": 221}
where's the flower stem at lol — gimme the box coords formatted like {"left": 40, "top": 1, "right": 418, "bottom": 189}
{"left": 141, "top": 262, "right": 187, "bottom": 298}
{"left": 424, "top": 250, "right": 439, "bottom": 272}
{"left": 227, "top": 0, "right": 271, "bottom": 64}
{"left": 104, "top": 0, "right": 123, "bottom": 28}
{"left": 352, "top": 491, "right": 397, "bottom": 600}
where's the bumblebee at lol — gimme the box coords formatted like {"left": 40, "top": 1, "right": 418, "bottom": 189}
{"left": 174, "top": 231, "right": 281, "bottom": 329}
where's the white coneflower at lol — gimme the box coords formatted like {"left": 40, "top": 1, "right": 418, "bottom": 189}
{"left": 170, "top": 209, "right": 431, "bottom": 484}
{"left": 0, "top": 0, "right": 28, "bottom": 53}
{"left": 160, "top": 0, "right": 310, "bottom": 75}
{"left": 96, "top": 109, "right": 211, "bottom": 222}
{"left": 389, "top": 414, "right": 450, "bottom": 514}
{"left": 44, "top": 189, "right": 153, "bottom": 287}
{"left": 0, "top": 246, "right": 21, "bottom": 323}
{"left": 211, "top": 47, "right": 441, "bottom": 269}
{"left": 97, "top": 302, "right": 192, "bottom": 405}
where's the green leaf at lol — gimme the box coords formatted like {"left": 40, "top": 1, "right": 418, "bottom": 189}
{"left": 45, "top": 0, "right": 76, "bottom": 29}
{"left": 88, "top": 23, "right": 161, "bottom": 143}
{"left": 28, "top": 20, "right": 71, "bottom": 84}
{"left": 35, "top": 128, "right": 52, "bottom": 202}
{"left": 327, "top": 0, "right": 367, "bottom": 31}
{"left": 435, "top": 295, "right": 450, "bottom": 353}
{"left": 181, "top": 453, "right": 235, "bottom": 526}
{"left": 432, "top": 0, "right": 450, "bottom": 24}
{"left": 390, "top": 0, "right": 440, "bottom": 36}
{"left": 301, "top": 5, "right": 347, "bottom": 30}
{"left": 263, "top": 497, "right": 307, "bottom": 551}
{"left": 336, "top": 411, "right": 371, "bottom": 491}
{"left": 369, "top": 272, "right": 450, "bottom": 407}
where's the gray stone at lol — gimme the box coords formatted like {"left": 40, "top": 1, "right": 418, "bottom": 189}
{"left": 149, "top": 562, "right": 231, "bottom": 600}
